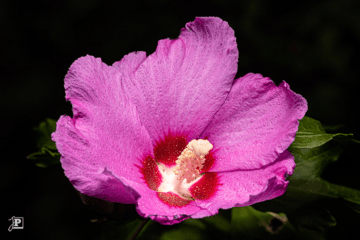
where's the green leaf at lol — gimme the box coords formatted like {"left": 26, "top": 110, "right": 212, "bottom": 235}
{"left": 290, "top": 116, "right": 352, "bottom": 149}
{"left": 231, "top": 206, "right": 297, "bottom": 239}
{"left": 289, "top": 141, "right": 360, "bottom": 212}
{"left": 252, "top": 128, "right": 360, "bottom": 239}
{"left": 289, "top": 141, "right": 344, "bottom": 180}
{"left": 27, "top": 118, "right": 60, "bottom": 167}
{"left": 27, "top": 147, "right": 61, "bottom": 168}
{"left": 253, "top": 141, "right": 360, "bottom": 215}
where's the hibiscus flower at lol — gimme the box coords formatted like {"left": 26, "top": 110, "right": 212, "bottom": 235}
{"left": 52, "top": 17, "right": 307, "bottom": 225}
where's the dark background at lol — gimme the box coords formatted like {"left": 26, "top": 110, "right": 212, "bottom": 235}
{"left": 2, "top": 0, "right": 359, "bottom": 239}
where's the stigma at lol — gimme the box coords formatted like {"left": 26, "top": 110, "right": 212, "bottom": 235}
{"left": 157, "top": 139, "right": 213, "bottom": 200}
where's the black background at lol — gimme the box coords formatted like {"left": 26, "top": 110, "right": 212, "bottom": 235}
{"left": 2, "top": 0, "right": 360, "bottom": 239}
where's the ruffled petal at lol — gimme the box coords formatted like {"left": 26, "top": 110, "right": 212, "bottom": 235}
{"left": 113, "top": 17, "right": 238, "bottom": 144}
{"left": 192, "top": 151, "right": 295, "bottom": 219}
{"left": 202, "top": 73, "right": 307, "bottom": 171}
{"left": 52, "top": 55, "right": 154, "bottom": 203}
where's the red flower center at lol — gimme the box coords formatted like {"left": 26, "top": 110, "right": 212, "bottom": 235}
{"left": 138, "top": 133, "right": 220, "bottom": 207}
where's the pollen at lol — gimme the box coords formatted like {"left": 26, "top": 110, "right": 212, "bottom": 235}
{"left": 156, "top": 139, "right": 213, "bottom": 201}
{"left": 173, "top": 139, "right": 213, "bottom": 183}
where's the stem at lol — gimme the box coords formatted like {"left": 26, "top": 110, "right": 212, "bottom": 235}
{"left": 131, "top": 218, "right": 150, "bottom": 240}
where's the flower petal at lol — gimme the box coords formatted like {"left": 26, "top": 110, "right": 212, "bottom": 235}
{"left": 192, "top": 150, "right": 295, "bottom": 219}
{"left": 202, "top": 73, "right": 307, "bottom": 171}
{"left": 149, "top": 215, "right": 190, "bottom": 225}
{"left": 125, "top": 178, "right": 210, "bottom": 224}
{"left": 113, "top": 17, "right": 238, "bottom": 144}
{"left": 52, "top": 55, "right": 154, "bottom": 203}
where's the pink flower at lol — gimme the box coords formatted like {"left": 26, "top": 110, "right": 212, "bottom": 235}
{"left": 52, "top": 17, "right": 307, "bottom": 225}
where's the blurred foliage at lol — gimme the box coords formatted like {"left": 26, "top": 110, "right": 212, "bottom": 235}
{"left": 27, "top": 118, "right": 60, "bottom": 167}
